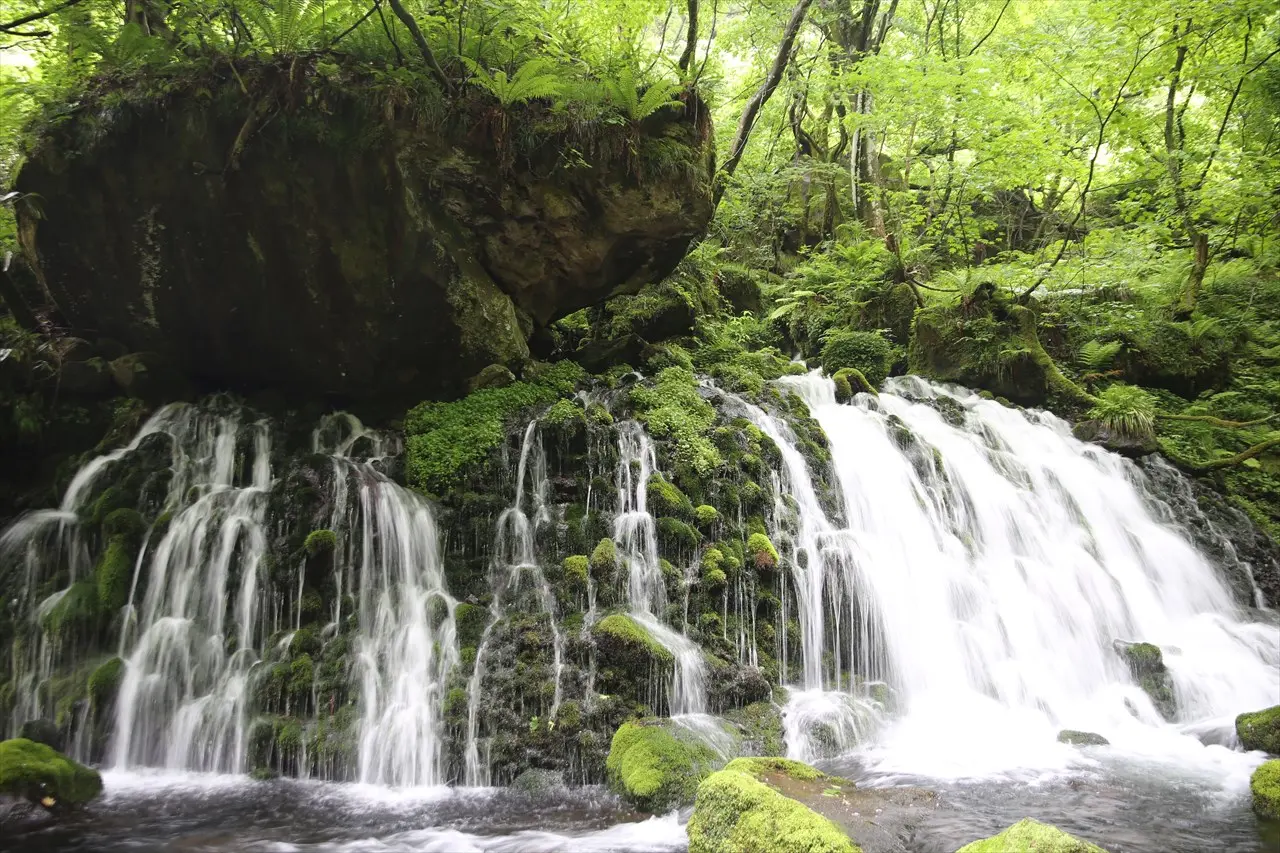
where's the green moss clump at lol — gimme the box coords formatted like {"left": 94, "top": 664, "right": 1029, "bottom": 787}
{"left": 1057, "top": 729, "right": 1109, "bottom": 746}
{"left": 103, "top": 507, "right": 145, "bottom": 539}
{"left": 694, "top": 505, "right": 720, "bottom": 527}
{"left": 1116, "top": 641, "right": 1176, "bottom": 721}
{"left": 629, "top": 367, "right": 722, "bottom": 476}
{"left": 0, "top": 738, "right": 103, "bottom": 809}
{"left": 455, "top": 602, "right": 489, "bottom": 648}
{"left": 701, "top": 548, "right": 727, "bottom": 588}
{"left": 88, "top": 657, "right": 124, "bottom": 709}
{"left": 288, "top": 655, "right": 314, "bottom": 702}
{"left": 587, "top": 402, "right": 614, "bottom": 426}
{"left": 686, "top": 758, "right": 854, "bottom": 853}
{"left": 304, "top": 529, "right": 337, "bottom": 556}
{"left": 543, "top": 398, "right": 586, "bottom": 427}
{"left": 1251, "top": 759, "right": 1280, "bottom": 820}
{"left": 563, "top": 555, "right": 589, "bottom": 588}
{"left": 95, "top": 535, "right": 135, "bottom": 613}
{"left": 647, "top": 475, "right": 695, "bottom": 519}
{"left": 747, "top": 533, "right": 779, "bottom": 571}
{"left": 955, "top": 818, "right": 1109, "bottom": 852}
{"left": 590, "top": 538, "right": 618, "bottom": 576}
{"left": 592, "top": 613, "right": 674, "bottom": 668}
{"left": 1237, "top": 705, "right": 1280, "bottom": 754}
{"left": 833, "top": 367, "right": 876, "bottom": 401}
{"left": 820, "top": 330, "right": 893, "bottom": 387}
{"left": 606, "top": 720, "right": 720, "bottom": 812}
{"left": 405, "top": 361, "right": 585, "bottom": 494}
{"left": 832, "top": 371, "right": 853, "bottom": 404}
{"left": 657, "top": 517, "right": 700, "bottom": 552}
{"left": 43, "top": 581, "right": 100, "bottom": 637}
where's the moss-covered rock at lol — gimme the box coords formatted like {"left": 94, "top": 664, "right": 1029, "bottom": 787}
{"left": 747, "top": 533, "right": 779, "bottom": 571}
{"left": 16, "top": 59, "right": 715, "bottom": 403}
{"left": 647, "top": 475, "right": 695, "bottom": 519}
{"left": 1114, "top": 640, "right": 1177, "bottom": 721}
{"left": 592, "top": 614, "right": 674, "bottom": 669}
{"left": 1237, "top": 705, "right": 1280, "bottom": 754}
{"left": 605, "top": 719, "right": 721, "bottom": 812}
{"left": 820, "top": 330, "right": 894, "bottom": 388}
{"left": 955, "top": 818, "right": 1109, "bottom": 852}
{"left": 1251, "top": 759, "right": 1280, "bottom": 820}
{"left": 562, "top": 555, "right": 589, "bottom": 589}
{"left": 590, "top": 538, "right": 618, "bottom": 576}
{"left": 88, "top": 657, "right": 125, "bottom": 710}
{"left": 686, "top": 757, "right": 856, "bottom": 853}
{"left": 0, "top": 738, "right": 103, "bottom": 809}
{"left": 95, "top": 536, "right": 136, "bottom": 612}
{"left": 304, "top": 529, "right": 337, "bottom": 556}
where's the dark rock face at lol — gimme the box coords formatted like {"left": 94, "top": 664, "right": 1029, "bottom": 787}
{"left": 15, "top": 62, "right": 714, "bottom": 403}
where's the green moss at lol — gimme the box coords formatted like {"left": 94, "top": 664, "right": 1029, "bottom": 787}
{"left": 955, "top": 819, "right": 1108, "bottom": 852}
{"left": 747, "top": 533, "right": 779, "bottom": 570}
{"left": 103, "top": 507, "right": 145, "bottom": 539}
{"left": 833, "top": 367, "right": 876, "bottom": 400}
{"left": 1237, "top": 705, "right": 1280, "bottom": 754}
{"left": 647, "top": 475, "right": 695, "bottom": 519}
{"left": 563, "top": 555, "right": 589, "bottom": 588}
{"left": 832, "top": 372, "right": 853, "bottom": 404}
{"left": 820, "top": 330, "right": 893, "bottom": 388}
{"left": 455, "top": 602, "right": 489, "bottom": 648}
{"left": 42, "top": 581, "right": 100, "bottom": 637}
{"left": 590, "top": 538, "right": 618, "bottom": 576}
{"left": 592, "top": 613, "right": 674, "bottom": 667}
{"left": 723, "top": 703, "right": 785, "bottom": 756}
{"left": 587, "top": 402, "right": 614, "bottom": 426}
{"left": 657, "top": 517, "right": 700, "bottom": 552}
{"left": 686, "top": 759, "right": 854, "bottom": 853}
{"left": 304, "top": 529, "right": 337, "bottom": 556}
{"left": 288, "top": 655, "right": 314, "bottom": 702}
{"left": 629, "top": 367, "right": 722, "bottom": 476}
{"left": 405, "top": 361, "right": 585, "bottom": 494}
{"left": 88, "top": 657, "right": 124, "bottom": 709}
{"left": 1116, "top": 641, "right": 1176, "bottom": 721}
{"left": 1251, "top": 759, "right": 1280, "bottom": 820}
{"left": 95, "top": 535, "right": 135, "bottom": 613}
{"left": 725, "top": 756, "right": 824, "bottom": 781}
{"left": 605, "top": 719, "right": 720, "bottom": 812}
{"left": 543, "top": 398, "right": 586, "bottom": 427}
{"left": 694, "top": 505, "right": 720, "bottom": 527}
{"left": 0, "top": 738, "right": 103, "bottom": 808}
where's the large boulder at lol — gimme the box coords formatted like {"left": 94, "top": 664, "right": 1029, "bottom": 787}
{"left": 14, "top": 59, "right": 714, "bottom": 403}
{"left": 605, "top": 718, "right": 726, "bottom": 813}
{"left": 0, "top": 738, "right": 103, "bottom": 810}
{"left": 956, "top": 819, "right": 1109, "bottom": 852}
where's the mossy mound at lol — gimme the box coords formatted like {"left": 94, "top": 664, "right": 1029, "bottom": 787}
{"left": 1251, "top": 759, "right": 1280, "bottom": 820}
{"left": 686, "top": 757, "right": 857, "bottom": 853}
{"left": 956, "top": 819, "right": 1109, "bottom": 852}
{"left": 0, "top": 738, "right": 103, "bottom": 809}
{"left": 1057, "top": 729, "right": 1109, "bottom": 747}
{"left": 1238, "top": 705, "right": 1280, "bottom": 754}
{"left": 820, "top": 330, "right": 894, "bottom": 388}
{"left": 605, "top": 719, "right": 722, "bottom": 812}
{"left": 592, "top": 614, "right": 674, "bottom": 670}
{"left": 1114, "top": 641, "right": 1177, "bottom": 721}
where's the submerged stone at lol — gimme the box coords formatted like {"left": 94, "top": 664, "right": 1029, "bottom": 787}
{"left": 1237, "top": 705, "right": 1280, "bottom": 754}
{"left": 0, "top": 738, "right": 103, "bottom": 809}
{"left": 956, "top": 818, "right": 1109, "bottom": 852}
{"left": 1057, "top": 729, "right": 1109, "bottom": 747}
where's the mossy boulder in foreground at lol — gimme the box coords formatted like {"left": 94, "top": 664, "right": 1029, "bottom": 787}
{"left": 605, "top": 719, "right": 723, "bottom": 812}
{"left": 686, "top": 757, "right": 857, "bottom": 853}
{"left": 1251, "top": 759, "right": 1280, "bottom": 820}
{"left": 0, "top": 738, "right": 103, "bottom": 809}
{"left": 1237, "top": 705, "right": 1280, "bottom": 754}
{"left": 956, "top": 818, "right": 1109, "bottom": 852}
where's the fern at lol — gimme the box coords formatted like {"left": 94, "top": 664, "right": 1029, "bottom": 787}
{"left": 1089, "top": 384, "right": 1156, "bottom": 441}
{"left": 240, "top": 0, "right": 327, "bottom": 56}
{"left": 1078, "top": 339, "right": 1122, "bottom": 370}
{"left": 602, "top": 65, "right": 683, "bottom": 122}
{"left": 464, "top": 58, "right": 565, "bottom": 108}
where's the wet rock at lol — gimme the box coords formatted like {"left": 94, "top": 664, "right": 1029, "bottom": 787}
{"left": 510, "top": 768, "right": 564, "bottom": 795}
{"left": 1057, "top": 729, "right": 1109, "bottom": 746}
{"left": 956, "top": 818, "right": 1109, "bottom": 852}
{"left": 468, "top": 364, "right": 517, "bottom": 393}
{"left": 16, "top": 722, "right": 62, "bottom": 752}
{"left": 1072, "top": 419, "right": 1158, "bottom": 457}
{"left": 1237, "top": 705, "right": 1280, "bottom": 754}
{"left": 0, "top": 738, "right": 103, "bottom": 810}
{"left": 605, "top": 719, "right": 725, "bottom": 813}
{"left": 1113, "top": 640, "right": 1177, "bottom": 721}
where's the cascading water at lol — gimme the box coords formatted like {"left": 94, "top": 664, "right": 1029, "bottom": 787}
{"left": 763, "top": 372, "right": 1280, "bottom": 779}
{"left": 313, "top": 414, "right": 460, "bottom": 788}
{"left": 463, "top": 420, "right": 566, "bottom": 786}
{"left": 612, "top": 421, "right": 708, "bottom": 719}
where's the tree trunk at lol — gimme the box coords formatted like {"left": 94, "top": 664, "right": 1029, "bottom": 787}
{"left": 677, "top": 0, "right": 699, "bottom": 73}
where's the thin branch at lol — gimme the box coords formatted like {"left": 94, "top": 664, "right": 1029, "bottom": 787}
{"left": 329, "top": 0, "right": 381, "bottom": 47}
{"left": 0, "top": 0, "right": 87, "bottom": 32}
{"left": 385, "top": 0, "right": 452, "bottom": 93}
{"left": 967, "top": 0, "right": 1010, "bottom": 56}
{"left": 1157, "top": 412, "right": 1276, "bottom": 429}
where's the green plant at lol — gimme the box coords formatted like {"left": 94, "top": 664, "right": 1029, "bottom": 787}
{"left": 1089, "top": 384, "right": 1156, "bottom": 441}
{"left": 1078, "top": 339, "right": 1122, "bottom": 371}
{"left": 819, "top": 330, "right": 894, "bottom": 387}
{"left": 463, "top": 58, "right": 565, "bottom": 108}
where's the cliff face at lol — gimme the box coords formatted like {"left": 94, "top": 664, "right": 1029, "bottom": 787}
{"left": 15, "top": 60, "right": 714, "bottom": 403}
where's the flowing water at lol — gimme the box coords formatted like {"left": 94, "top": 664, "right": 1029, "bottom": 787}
{"left": 3, "top": 376, "right": 1278, "bottom": 852}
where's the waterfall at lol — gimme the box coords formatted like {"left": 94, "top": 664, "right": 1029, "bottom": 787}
{"left": 612, "top": 421, "right": 708, "bottom": 718}
{"left": 464, "top": 420, "right": 565, "bottom": 786}
{"left": 764, "top": 372, "right": 1280, "bottom": 776}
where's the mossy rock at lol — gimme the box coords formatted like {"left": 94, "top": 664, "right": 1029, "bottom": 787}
{"left": 686, "top": 757, "right": 856, "bottom": 853}
{"left": 454, "top": 602, "right": 490, "bottom": 648}
{"left": 590, "top": 538, "right": 618, "bottom": 576}
{"left": 647, "top": 475, "right": 695, "bottom": 520}
{"left": 747, "top": 533, "right": 779, "bottom": 571}
{"left": 562, "top": 555, "right": 589, "bottom": 589}
{"left": 592, "top": 614, "right": 674, "bottom": 669}
{"left": 1237, "top": 705, "right": 1280, "bottom": 754}
{"left": 17, "top": 720, "right": 63, "bottom": 751}
{"left": 95, "top": 535, "right": 136, "bottom": 613}
{"left": 832, "top": 368, "right": 876, "bottom": 403}
{"left": 1114, "top": 640, "right": 1176, "bottom": 721}
{"left": 820, "top": 330, "right": 893, "bottom": 388}
{"left": 0, "top": 738, "right": 103, "bottom": 809}
{"left": 304, "top": 529, "right": 337, "bottom": 556}
{"left": 102, "top": 507, "right": 145, "bottom": 540}
{"left": 1252, "top": 759, "right": 1280, "bottom": 820}
{"left": 1057, "top": 729, "right": 1109, "bottom": 747}
{"left": 42, "top": 581, "right": 100, "bottom": 638}
{"left": 955, "top": 818, "right": 1109, "bottom": 852}
{"left": 88, "top": 657, "right": 125, "bottom": 709}
{"left": 694, "top": 505, "right": 720, "bottom": 528}
{"left": 605, "top": 719, "right": 721, "bottom": 813}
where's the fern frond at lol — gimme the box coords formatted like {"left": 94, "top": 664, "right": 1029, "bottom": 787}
{"left": 1079, "top": 339, "right": 1122, "bottom": 370}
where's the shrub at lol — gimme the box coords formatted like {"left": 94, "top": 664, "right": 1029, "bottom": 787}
{"left": 820, "top": 330, "right": 894, "bottom": 387}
